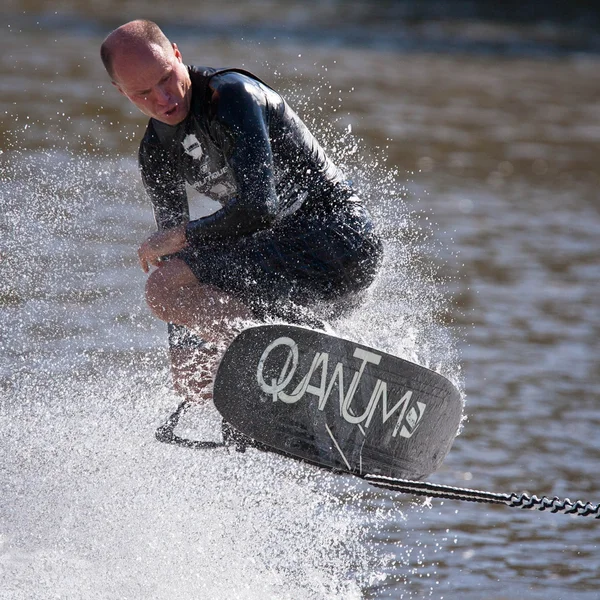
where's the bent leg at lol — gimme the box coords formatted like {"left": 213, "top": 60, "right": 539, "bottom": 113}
{"left": 145, "top": 258, "right": 253, "bottom": 403}
{"left": 168, "top": 333, "right": 219, "bottom": 403}
{"left": 145, "top": 258, "right": 253, "bottom": 343}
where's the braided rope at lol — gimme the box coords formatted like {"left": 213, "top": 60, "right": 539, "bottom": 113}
{"left": 364, "top": 474, "right": 600, "bottom": 519}
{"left": 508, "top": 493, "right": 600, "bottom": 517}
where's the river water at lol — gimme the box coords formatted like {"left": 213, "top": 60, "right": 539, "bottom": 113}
{"left": 1, "top": 3, "right": 599, "bottom": 599}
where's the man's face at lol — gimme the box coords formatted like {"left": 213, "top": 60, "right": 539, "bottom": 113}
{"left": 112, "top": 42, "right": 191, "bottom": 126}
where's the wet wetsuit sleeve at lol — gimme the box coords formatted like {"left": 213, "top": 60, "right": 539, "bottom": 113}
{"left": 185, "top": 75, "right": 279, "bottom": 242}
{"left": 139, "top": 138, "right": 189, "bottom": 231}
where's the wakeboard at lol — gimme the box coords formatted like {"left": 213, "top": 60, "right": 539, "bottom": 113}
{"left": 158, "top": 325, "right": 600, "bottom": 520}
{"left": 213, "top": 324, "right": 463, "bottom": 480}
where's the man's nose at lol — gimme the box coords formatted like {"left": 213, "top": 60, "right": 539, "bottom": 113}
{"left": 155, "top": 85, "right": 171, "bottom": 105}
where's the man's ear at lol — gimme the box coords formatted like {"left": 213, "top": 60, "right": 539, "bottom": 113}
{"left": 172, "top": 42, "right": 183, "bottom": 62}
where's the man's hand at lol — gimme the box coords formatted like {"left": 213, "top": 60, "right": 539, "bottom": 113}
{"left": 138, "top": 225, "right": 188, "bottom": 273}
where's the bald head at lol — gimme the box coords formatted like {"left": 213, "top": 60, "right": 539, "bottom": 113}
{"left": 100, "top": 20, "right": 192, "bottom": 125}
{"left": 100, "top": 20, "right": 174, "bottom": 82}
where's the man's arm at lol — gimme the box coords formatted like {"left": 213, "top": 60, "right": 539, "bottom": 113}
{"left": 139, "top": 135, "right": 189, "bottom": 231}
{"left": 138, "top": 130, "right": 189, "bottom": 271}
{"left": 185, "top": 74, "right": 280, "bottom": 243}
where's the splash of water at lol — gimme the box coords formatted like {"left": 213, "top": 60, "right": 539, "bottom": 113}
{"left": 276, "top": 62, "right": 464, "bottom": 390}
{"left": 2, "top": 359, "right": 401, "bottom": 598}
{"left": 1, "top": 64, "right": 462, "bottom": 596}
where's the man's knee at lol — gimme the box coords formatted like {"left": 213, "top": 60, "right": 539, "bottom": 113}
{"left": 145, "top": 258, "right": 196, "bottom": 321}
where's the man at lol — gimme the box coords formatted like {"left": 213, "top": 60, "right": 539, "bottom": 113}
{"left": 100, "top": 20, "right": 382, "bottom": 403}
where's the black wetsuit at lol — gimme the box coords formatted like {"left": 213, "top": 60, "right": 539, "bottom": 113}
{"left": 139, "top": 66, "right": 382, "bottom": 324}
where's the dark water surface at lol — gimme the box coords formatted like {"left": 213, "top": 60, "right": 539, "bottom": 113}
{"left": 1, "top": 3, "right": 599, "bottom": 599}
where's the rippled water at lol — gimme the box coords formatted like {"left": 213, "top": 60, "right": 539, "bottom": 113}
{"left": 2, "top": 3, "right": 599, "bottom": 599}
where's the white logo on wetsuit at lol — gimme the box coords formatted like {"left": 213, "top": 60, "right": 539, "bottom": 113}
{"left": 182, "top": 134, "right": 204, "bottom": 160}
